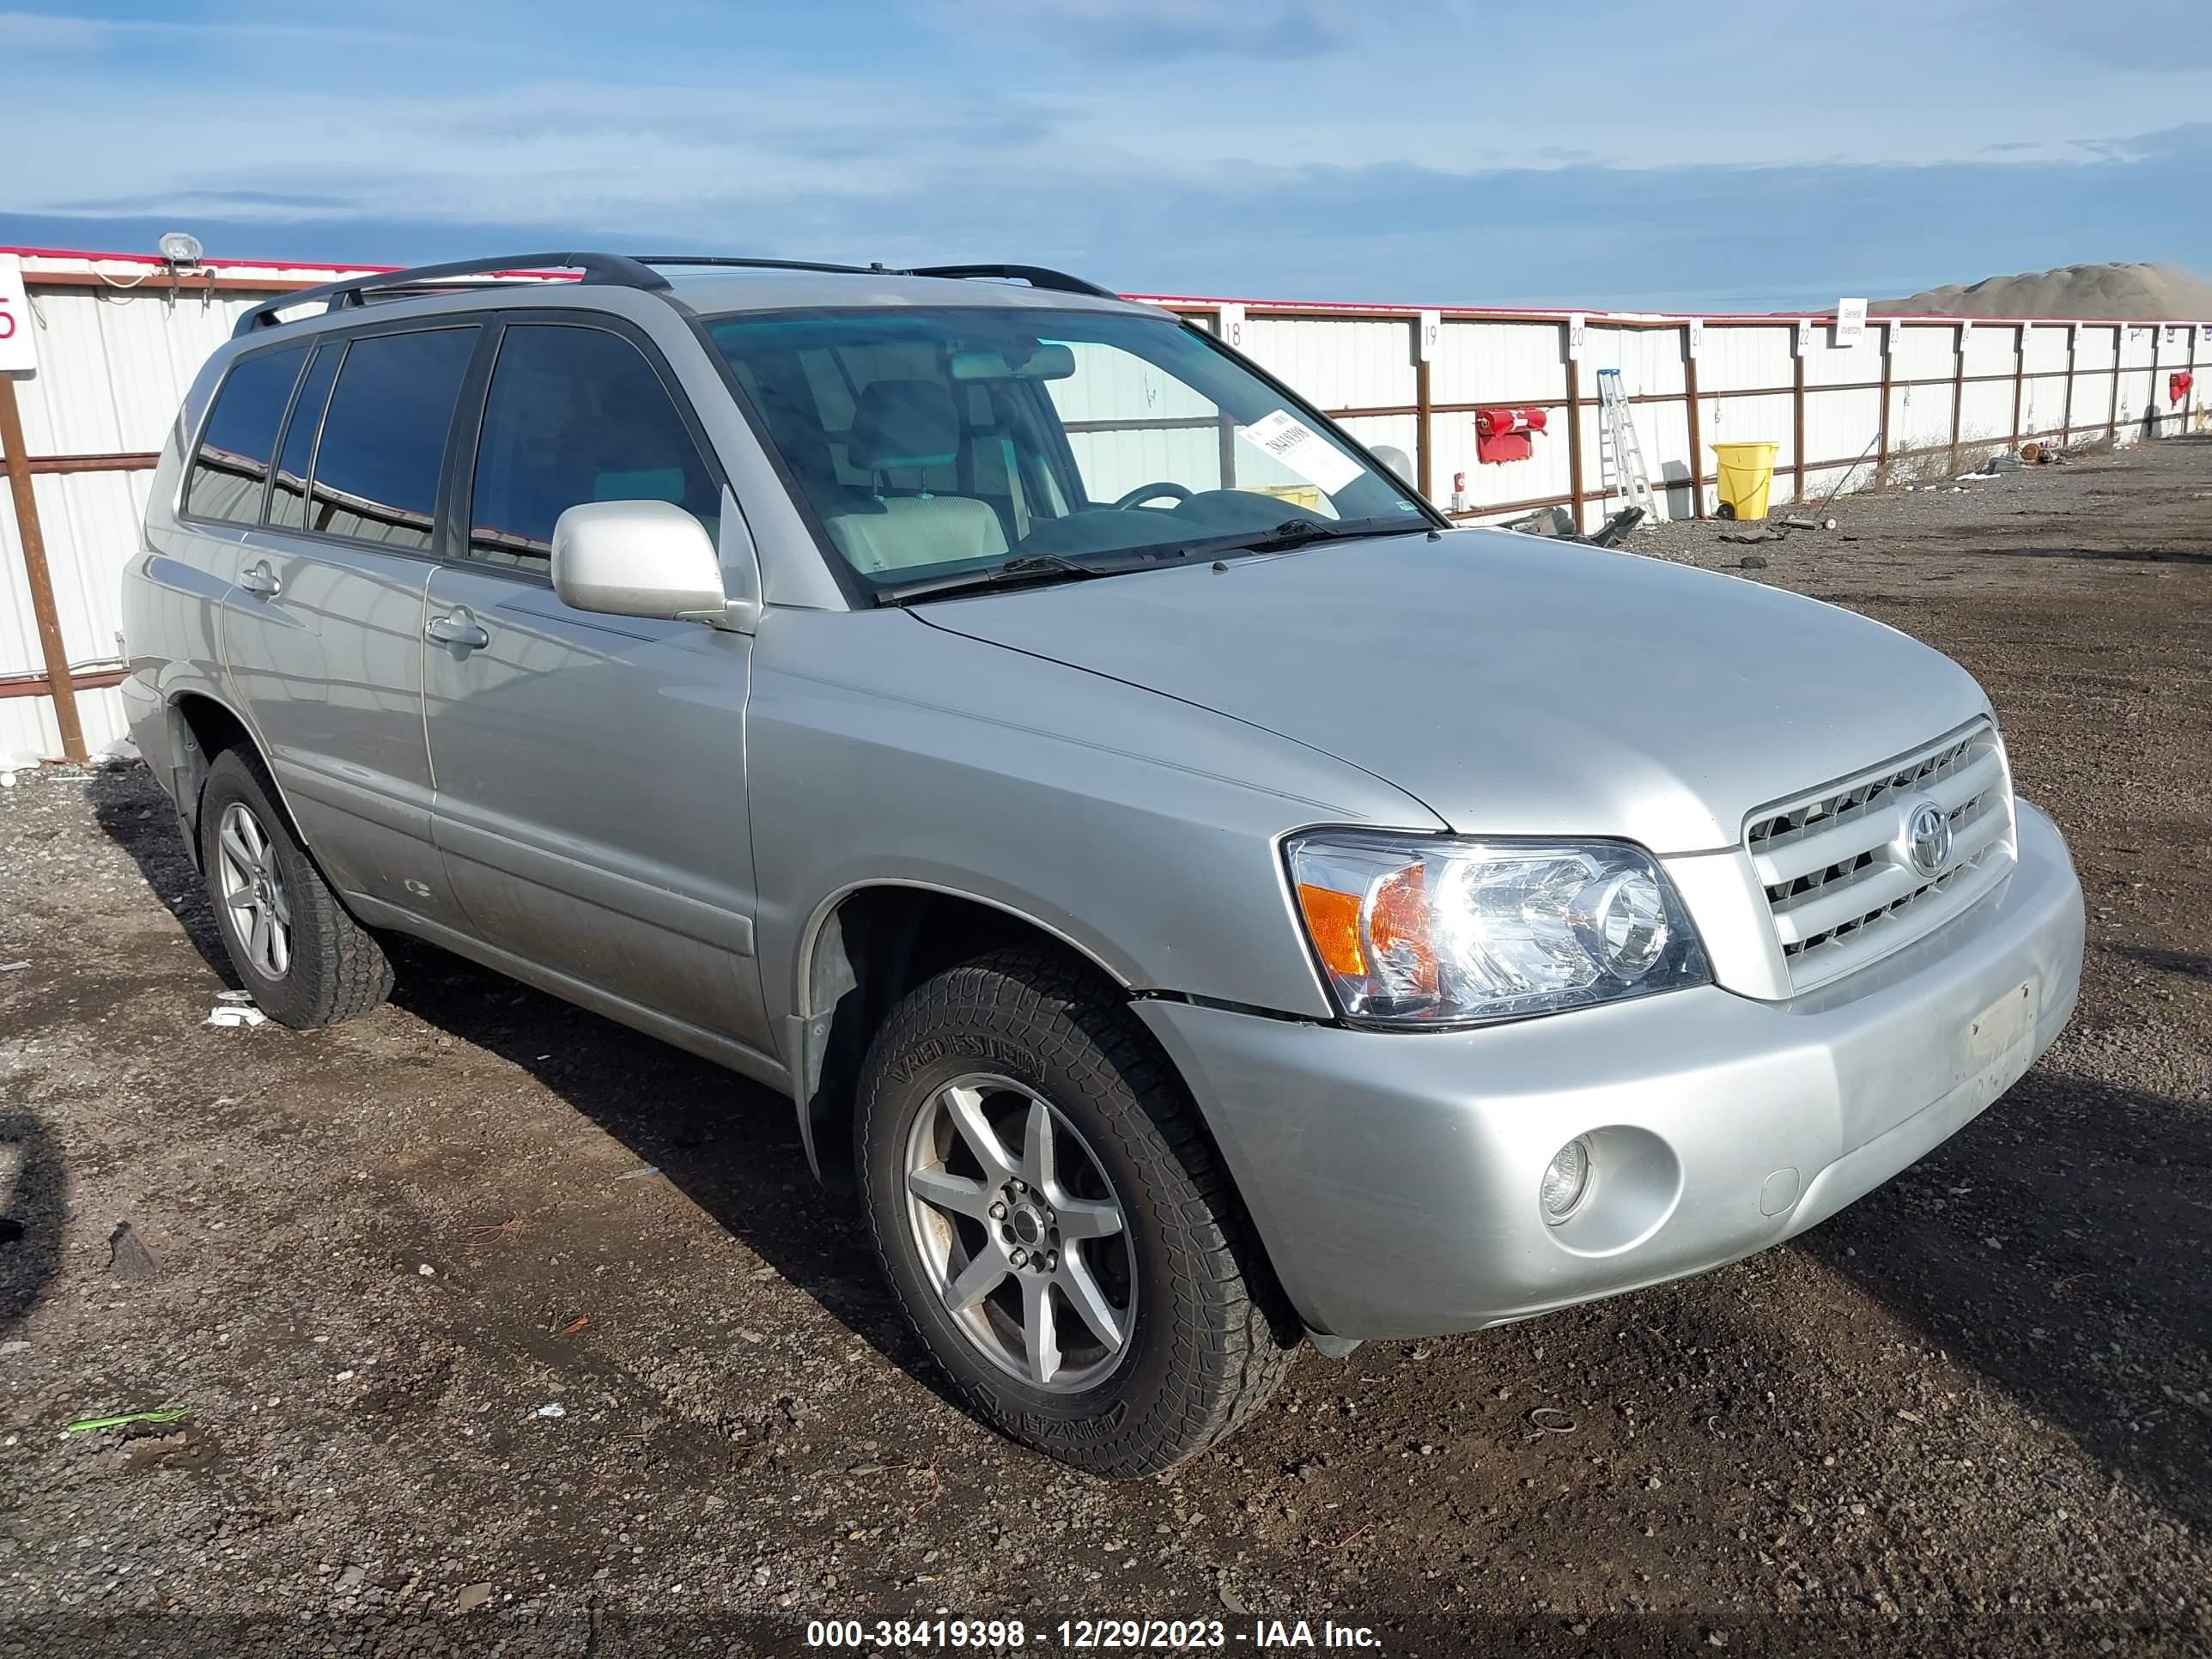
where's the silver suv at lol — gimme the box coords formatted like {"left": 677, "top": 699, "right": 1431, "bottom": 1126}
{"left": 122, "top": 252, "right": 2085, "bottom": 1476}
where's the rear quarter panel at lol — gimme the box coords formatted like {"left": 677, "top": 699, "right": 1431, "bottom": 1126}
{"left": 122, "top": 371, "right": 240, "bottom": 790}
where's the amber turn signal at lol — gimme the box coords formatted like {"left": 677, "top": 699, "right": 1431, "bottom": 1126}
{"left": 1295, "top": 881, "right": 1366, "bottom": 978}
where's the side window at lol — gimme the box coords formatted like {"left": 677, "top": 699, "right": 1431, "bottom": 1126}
{"left": 307, "top": 328, "right": 477, "bottom": 550}
{"left": 468, "top": 325, "right": 720, "bottom": 568}
{"left": 266, "top": 345, "right": 340, "bottom": 532}
{"left": 183, "top": 345, "right": 309, "bottom": 526}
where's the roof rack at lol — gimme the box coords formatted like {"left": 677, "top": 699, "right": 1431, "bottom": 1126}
{"left": 634, "top": 255, "right": 882, "bottom": 276}
{"left": 904, "top": 264, "right": 1121, "bottom": 300}
{"left": 642, "top": 257, "right": 1119, "bottom": 297}
{"left": 231, "top": 251, "right": 670, "bottom": 338}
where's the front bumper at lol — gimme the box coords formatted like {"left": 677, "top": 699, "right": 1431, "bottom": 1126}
{"left": 1136, "top": 800, "right": 2084, "bottom": 1340}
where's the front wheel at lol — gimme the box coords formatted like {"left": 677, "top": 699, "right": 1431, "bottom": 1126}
{"left": 859, "top": 947, "right": 1296, "bottom": 1477}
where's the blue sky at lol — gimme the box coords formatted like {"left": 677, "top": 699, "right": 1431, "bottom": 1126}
{"left": 4, "top": 0, "right": 2209, "bottom": 311}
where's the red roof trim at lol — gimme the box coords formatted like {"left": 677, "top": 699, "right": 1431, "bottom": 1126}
{"left": 4, "top": 245, "right": 2205, "bottom": 329}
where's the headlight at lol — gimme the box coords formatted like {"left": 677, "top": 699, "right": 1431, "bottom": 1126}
{"left": 1285, "top": 830, "right": 1711, "bottom": 1027}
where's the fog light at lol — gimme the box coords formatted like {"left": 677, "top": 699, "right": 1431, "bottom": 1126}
{"left": 1540, "top": 1137, "right": 1593, "bottom": 1224}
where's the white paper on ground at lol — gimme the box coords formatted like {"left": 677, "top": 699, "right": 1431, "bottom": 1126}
{"left": 1239, "top": 410, "right": 1364, "bottom": 495}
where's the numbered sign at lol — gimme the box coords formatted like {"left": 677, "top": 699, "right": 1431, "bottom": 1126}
{"left": 1417, "top": 309, "right": 1440, "bottom": 362}
{"left": 1796, "top": 318, "right": 1815, "bottom": 356}
{"left": 0, "top": 258, "right": 36, "bottom": 374}
{"left": 1685, "top": 317, "right": 1704, "bottom": 359}
{"left": 1217, "top": 303, "right": 1245, "bottom": 353}
{"left": 1566, "top": 313, "right": 1587, "bottom": 361}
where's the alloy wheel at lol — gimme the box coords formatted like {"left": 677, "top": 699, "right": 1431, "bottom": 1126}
{"left": 902, "top": 1073, "right": 1135, "bottom": 1392}
{"left": 215, "top": 801, "right": 292, "bottom": 980}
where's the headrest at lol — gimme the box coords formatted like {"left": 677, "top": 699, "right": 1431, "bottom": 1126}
{"left": 848, "top": 380, "right": 960, "bottom": 471}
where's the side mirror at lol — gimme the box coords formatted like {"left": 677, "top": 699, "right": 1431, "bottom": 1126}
{"left": 551, "top": 500, "right": 728, "bottom": 623}
{"left": 1370, "top": 444, "right": 1414, "bottom": 486}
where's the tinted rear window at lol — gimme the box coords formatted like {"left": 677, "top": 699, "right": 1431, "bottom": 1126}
{"left": 183, "top": 345, "right": 309, "bottom": 526}
{"left": 307, "top": 328, "right": 477, "bottom": 550}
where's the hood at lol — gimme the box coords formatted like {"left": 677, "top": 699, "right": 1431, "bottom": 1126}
{"left": 915, "top": 529, "right": 1991, "bottom": 854}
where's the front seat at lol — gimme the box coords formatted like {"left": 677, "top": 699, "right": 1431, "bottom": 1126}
{"left": 822, "top": 380, "right": 1009, "bottom": 575}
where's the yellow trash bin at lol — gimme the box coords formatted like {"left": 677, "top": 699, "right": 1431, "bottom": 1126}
{"left": 1711, "top": 441, "right": 1779, "bottom": 521}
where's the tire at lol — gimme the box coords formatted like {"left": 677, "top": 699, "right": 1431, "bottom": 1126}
{"left": 859, "top": 945, "right": 1296, "bottom": 1477}
{"left": 197, "top": 746, "right": 393, "bottom": 1030}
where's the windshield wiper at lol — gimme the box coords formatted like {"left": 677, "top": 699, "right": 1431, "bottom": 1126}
{"left": 875, "top": 551, "right": 1125, "bottom": 606}
{"left": 874, "top": 518, "right": 1422, "bottom": 605}
{"left": 1174, "top": 515, "right": 1421, "bottom": 562}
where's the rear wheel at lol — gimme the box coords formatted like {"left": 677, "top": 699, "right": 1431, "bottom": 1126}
{"left": 859, "top": 946, "right": 1296, "bottom": 1477}
{"left": 198, "top": 747, "right": 392, "bottom": 1029}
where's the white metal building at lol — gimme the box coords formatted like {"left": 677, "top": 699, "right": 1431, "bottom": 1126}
{"left": 3, "top": 245, "right": 2206, "bottom": 765}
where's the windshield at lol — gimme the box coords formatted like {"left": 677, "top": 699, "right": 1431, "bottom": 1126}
{"left": 707, "top": 307, "right": 1431, "bottom": 597}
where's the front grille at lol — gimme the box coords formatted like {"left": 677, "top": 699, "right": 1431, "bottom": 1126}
{"left": 1746, "top": 721, "right": 2015, "bottom": 992}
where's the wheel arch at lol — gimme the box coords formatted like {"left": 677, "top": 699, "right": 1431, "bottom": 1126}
{"left": 789, "top": 880, "right": 1139, "bottom": 1191}
{"left": 164, "top": 690, "right": 325, "bottom": 869}
{"left": 165, "top": 690, "right": 262, "bottom": 866}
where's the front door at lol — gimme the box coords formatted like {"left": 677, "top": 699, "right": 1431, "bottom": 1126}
{"left": 422, "top": 319, "right": 769, "bottom": 1054}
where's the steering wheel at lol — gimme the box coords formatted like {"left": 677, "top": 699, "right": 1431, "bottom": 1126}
{"left": 1110, "top": 481, "right": 1194, "bottom": 510}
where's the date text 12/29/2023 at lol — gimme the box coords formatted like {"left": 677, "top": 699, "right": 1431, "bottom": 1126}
{"left": 804, "top": 1619, "right": 1385, "bottom": 1650}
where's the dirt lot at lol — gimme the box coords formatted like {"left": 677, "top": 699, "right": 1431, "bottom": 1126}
{"left": 3, "top": 439, "right": 2209, "bottom": 1658}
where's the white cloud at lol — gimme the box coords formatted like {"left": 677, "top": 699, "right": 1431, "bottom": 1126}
{"left": 0, "top": 8, "right": 447, "bottom": 52}
{"left": 935, "top": 0, "right": 1366, "bottom": 60}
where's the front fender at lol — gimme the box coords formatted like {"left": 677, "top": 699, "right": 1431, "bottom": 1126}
{"left": 746, "top": 608, "right": 1445, "bottom": 1030}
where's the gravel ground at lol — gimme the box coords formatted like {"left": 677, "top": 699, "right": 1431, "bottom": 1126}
{"left": 2, "top": 439, "right": 2209, "bottom": 1658}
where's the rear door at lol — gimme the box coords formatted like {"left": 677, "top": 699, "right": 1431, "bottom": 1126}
{"left": 172, "top": 339, "right": 312, "bottom": 745}
{"left": 218, "top": 323, "right": 479, "bottom": 921}
{"left": 422, "top": 316, "right": 770, "bottom": 1054}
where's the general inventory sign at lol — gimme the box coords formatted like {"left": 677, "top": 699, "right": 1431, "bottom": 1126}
{"left": 0, "top": 257, "right": 37, "bottom": 373}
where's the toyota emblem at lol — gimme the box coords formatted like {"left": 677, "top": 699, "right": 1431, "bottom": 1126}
{"left": 1905, "top": 801, "right": 1952, "bottom": 877}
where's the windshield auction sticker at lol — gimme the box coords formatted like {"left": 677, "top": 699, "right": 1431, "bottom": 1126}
{"left": 1239, "top": 409, "right": 1364, "bottom": 495}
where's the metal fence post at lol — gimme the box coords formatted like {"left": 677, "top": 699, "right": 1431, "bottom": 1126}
{"left": 2193, "top": 322, "right": 2203, "bottom": 433}
{"left": 2060, "top": 324, "right": 2077, "bottom": 446}
{"left": 1413, "top": 319, "right": 1434, "bottom": 503}
{"left": 1790, "top": 338, "right": 1808, "bottom": 503}
{"left": 2110, "top": 325, "right": 2123, "bottom": 435}
{"left": 1948, "top": 324, "right": 1966, "bottom": 465}
{"left": 1876, "top": 325, "right": 1895, "bottom": 476}
{"left": 1682, "top": 324, "right": 1705, "bottom": 519}
{"left": 1561, "top": 323, "right": 1585, "bottom": 532}
{"left": 0, "top": 371, "right": 87, "bottom": 763}
{"left": 2008, "top": 325, "right": 2026, "bottom": 450}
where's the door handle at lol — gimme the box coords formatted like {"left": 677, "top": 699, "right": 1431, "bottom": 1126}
{"left": 240, "top": 560, "right": 281, "bottom": 598}
{"left": 425, "top": 611, "right": 490, "bottom": 650}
